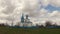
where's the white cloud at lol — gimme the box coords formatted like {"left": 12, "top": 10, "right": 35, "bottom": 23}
{"left": 49, "top": 10, "right": 60, "bottom": 17}
{"left": 41, "top": 0, "right": 60, "bottom": 7}
{"left": 40, "top": 0, "right": 50, "bottom": 7}
{"left": 50, "top": 0, "right": 60, "bottom": 7}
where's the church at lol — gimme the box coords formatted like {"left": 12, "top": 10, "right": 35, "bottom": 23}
{"left": 19, "top": 14, "right": 33, "bottom": 27}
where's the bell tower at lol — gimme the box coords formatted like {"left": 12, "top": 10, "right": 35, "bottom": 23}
{"left": 21, "top": 14, "right": 24, "bottom": 23}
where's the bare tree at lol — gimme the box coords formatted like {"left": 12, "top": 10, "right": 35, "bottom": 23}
{"left": 45, "top": 21, "right": 52, "bottom": 27}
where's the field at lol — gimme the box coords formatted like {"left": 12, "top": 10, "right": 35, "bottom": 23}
{"left": 0, "top": 27, "right": 60, "bottom": 34}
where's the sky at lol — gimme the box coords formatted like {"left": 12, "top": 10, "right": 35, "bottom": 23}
{"left": 0, "top": 0, "right": 60, "bottom": 25}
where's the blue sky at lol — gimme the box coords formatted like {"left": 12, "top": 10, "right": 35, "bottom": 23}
{"left": 45, "top": 5, "right": 60, "bottom": 12}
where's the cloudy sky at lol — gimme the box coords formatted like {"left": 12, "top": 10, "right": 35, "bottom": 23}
{"left": 0, "top": 0, "right": 60, "bottom": 25}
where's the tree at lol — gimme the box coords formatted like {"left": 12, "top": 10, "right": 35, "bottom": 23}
{"left": 45, "top": 21, "right": 52, "bottom": 27}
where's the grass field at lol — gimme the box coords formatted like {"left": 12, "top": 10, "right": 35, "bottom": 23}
{"left": 0, "top": 27, "right": 60, "bottom": 34}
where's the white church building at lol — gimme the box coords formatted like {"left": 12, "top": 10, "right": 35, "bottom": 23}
{"left": 19, "top": 14, "right": 33, "bottom": 27}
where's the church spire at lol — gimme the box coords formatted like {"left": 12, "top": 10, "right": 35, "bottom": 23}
{"left": 21, "top": 13, "right": 24, "bottom": 23}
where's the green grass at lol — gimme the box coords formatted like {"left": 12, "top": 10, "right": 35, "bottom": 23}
{"left": 0, "top": 26, "right": 60, "bottom": 34}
